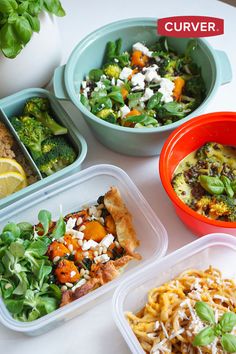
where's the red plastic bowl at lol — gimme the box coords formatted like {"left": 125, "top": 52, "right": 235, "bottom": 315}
{"left": 159, "top": 112, "right": 236, "bottom": 236}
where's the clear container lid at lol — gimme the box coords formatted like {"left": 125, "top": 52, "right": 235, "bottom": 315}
{"left": 112, "top": 233, "right": 236, "bottom": 354}
{"left": 0, "top": 164, "right": 168, "bottom": 335}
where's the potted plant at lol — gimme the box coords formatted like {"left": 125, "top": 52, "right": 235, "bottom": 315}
{"left": 0, "top": 0, "right": 66, "bottom": 98}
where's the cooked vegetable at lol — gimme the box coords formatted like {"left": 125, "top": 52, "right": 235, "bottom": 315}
{"left": 10, "top": 98, "right": 76, "bottom": 177}
{"left": 83, "top": 220, "right": 107, "bottom": 242}
{"left": 0, "top": 187, "right": 140, "bottom": 321}
{"left": 80, "top": 37, "right": 206, "bottom": 128}
{"left": 55, "top": 260, "right": 80, "bottom": 284}
{"left": 35, "top": 143, "right": 76, "bottom": 176}
{"left": 11, "top": 115, "right": 51, "bottom": 160}
{"left": 24, "top": 97, "right": 67, "bottom": 135}
{"left": 172, "top": 142, "right": 236, "bottom": 222}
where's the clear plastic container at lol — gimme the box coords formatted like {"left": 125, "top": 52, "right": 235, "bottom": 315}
{"left": 112, "top": 233, "right": 236, "bottom": 354}
{"left": 0, "top": 164, "right": 168, "bottom": 336}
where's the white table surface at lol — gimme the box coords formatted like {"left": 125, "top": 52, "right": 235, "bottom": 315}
{"left": 1, "top": 0, "right": 236, "bottom": 353}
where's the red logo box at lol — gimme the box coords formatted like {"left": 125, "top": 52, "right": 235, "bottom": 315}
{"left": 158, "top": 16, "right": 224, "bottom": 37}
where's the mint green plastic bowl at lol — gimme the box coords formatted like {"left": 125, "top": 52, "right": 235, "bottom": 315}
{"left": 53, "top": 18, "right": 232, "bottom": 157}
{"left": 0, "top": 88, "right": 87, "bottom": 208}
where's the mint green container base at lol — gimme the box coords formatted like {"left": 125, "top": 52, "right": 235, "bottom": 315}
{"left": 0, "top": 88, "right": 87, "bottom": 208}
{"left": 53, "top": 18, "right": 232, "bottom": 157}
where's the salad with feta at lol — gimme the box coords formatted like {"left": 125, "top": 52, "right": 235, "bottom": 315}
{"left": 80, "top": 37, "right": 206, "bottom": 128}
{"left": 0, "top": 187, "right": 140, "bottom": 321}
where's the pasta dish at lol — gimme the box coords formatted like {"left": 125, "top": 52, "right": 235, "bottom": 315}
{"left": 126, "top": 267, "right": 236, "bottom": 353}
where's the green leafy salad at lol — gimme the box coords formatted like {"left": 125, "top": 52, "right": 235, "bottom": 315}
{"left": 80, "top": 37, "right": 206, "bottom": 128}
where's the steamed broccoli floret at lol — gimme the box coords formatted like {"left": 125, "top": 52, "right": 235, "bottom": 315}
{"left": 97, "top": 108, "right": 116, "bottom": 123}
{"left": 36, "top": 144, "right": 76, "bottom": 176}
{"left": 184, "top": 76, "right": 205, "bottom": 100}
{"left": 196, "top": 142, "right": 224, "bottom": 162}
{"left": 172, "top": 172, "right": 192, "bottom": 205}
{"left": 159, "top": 57, "right": 176, "bottom": 77}
{"left": 11, "top": 116, "right": 51, "bottom": 160}
{"left": 24, "top": 98, "right": 68, "bottom": 136}
{"left": 41, "top": 136, "right": 71, "bottom": 154}
{"left": 103, "top": 64, "right": 121, "bottom": 79}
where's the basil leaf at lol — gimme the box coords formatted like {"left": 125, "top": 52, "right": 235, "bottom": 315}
{"left": 0, "top": 0, "right": 15, "bottom": 14}
{"left": 89, "top": 69, "right": 103, "bottom": 82}
{"left": 219, "top": 312, "right": 236, "bottom": 333}
{"left": 13, "top": 16, "right": 32, "bottom": 44}
{"left": 43, "top": 0, "right": 65, "bottom": 17}
{"left": 193, "top": 327, "right": 215, "bottom": 347}
{"left": 221, "top": 176, "right": 234, "bottom": 198}
{"left": 52, "top": 216, "right": 66, "bottom": 239}
{"left": 147, "top": 92, "right": 163, "bottom": 109}
{"left": 0, "top": 23, "right": 21, "bottom": 58}
{"left": 38, "top": 210, "right": 52, "bottom": 236}
{"left": 24, "top": 13, "right": 40, "bottom": 32}
{"left": 195, "top": 302, "right": 215, "bottom": 324}
{"left": 199, "top": 175, "right": 225, "bottom": 195}
{"left": 221, "top": 333, "right": 236, "bottom": 353}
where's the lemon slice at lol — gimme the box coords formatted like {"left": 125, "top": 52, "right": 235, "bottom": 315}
{"left": 0, "top": 172, "right": 27, "bottom": 199}
{"left": 0, "top": 158, "right": 26, "bottom": 178}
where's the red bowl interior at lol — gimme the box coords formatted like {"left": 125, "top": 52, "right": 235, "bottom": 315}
{"left": 159, "top": 112, "right": 236, "bottom": 231}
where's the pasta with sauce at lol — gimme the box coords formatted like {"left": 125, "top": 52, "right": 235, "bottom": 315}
{"left": 126, "top": 267, "right": 236, "bottom": 353}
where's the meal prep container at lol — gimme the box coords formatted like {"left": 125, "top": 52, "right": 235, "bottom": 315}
{"left": 112, "top": 233, "right": 236, "bottom": 354}
{"left": 0, "top": 88, "right": 87, "bottom": 208}
{"left": 0, "top": 164, "right": 168, "bottom": 336}
{"left": 53, "top": 18, "right": 232, "bottom": 156}
{"left": 159, "top": 112, "right": 236, "bottom": 236}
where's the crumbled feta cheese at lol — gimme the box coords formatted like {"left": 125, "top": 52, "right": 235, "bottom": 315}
{"left": 72, "top": 278, "right": 86, "bottom": 291}
{"left": 131, "top": 72, "right": 145, "bottom": 90}
{"left": 70, "top": 271, "right": 76, "bottom": 277}
{"left": 94, "top": 254, "right": 110, "bottom": 264}
{"left": 116, "top": 79, "right": 124, "bottom": 87}
{"left": 133, "top": 42, "right": 153, "bottom": 57}
{"left": 158, "top": 78, "right": 175, "bottom": 103}
{"left": 111, "top": 77, "right": 116, "bottom": 86}
{"left": 120, "top": 105, "right": 130, "bottom": 118}
{"left": 145, "top": 70, "right": 161, "bottom": 83}
{"left": 68, "top": 230, "right": 84, "bottom": 239}
{"left": 96, "top": 81, "right": 105, "bottom": 89}
{"left": 101, "top": 74, "right": 107, "bottom": 80}
{"left": 119, "top": 67, "right": 133, "bottom": 80}
{"left": 66, "top": 218, "right": 77, "bottom": 232}
{"left": 114, "top": 58, "right": 119, "bottom": 63}
{"left": 100, "top": 234, "right": 114, "bottom": 248}
{"left": 81, "top": 81, "right": 87, "bottom": 89}
{"left": 82, "top": 239, "right": 99, "bottom": 251}
{"left": 140, "top": 87, "right": 154, "bottom": 102}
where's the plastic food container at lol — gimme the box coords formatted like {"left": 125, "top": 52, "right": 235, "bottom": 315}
{"left": 0, "top": 164, "right": 168, "bottom": 336}
{"left": 112, "top": 233, "right": 236, "bottom": 354}
{"left": 0, "top": 88, "right": 87, "bottom": 208}
{"left": 159, "top": 112, "right": 236, "bottom": 236}
{"left": 53, "top": 18, "right": 232, "bottom": 156}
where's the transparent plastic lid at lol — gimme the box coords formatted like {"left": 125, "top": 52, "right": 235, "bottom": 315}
{"left": 0, "top": 164, "right": 168, "bottom": 335}
{"left": 112, "top": 233, "right": 236, "bottom": 354}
